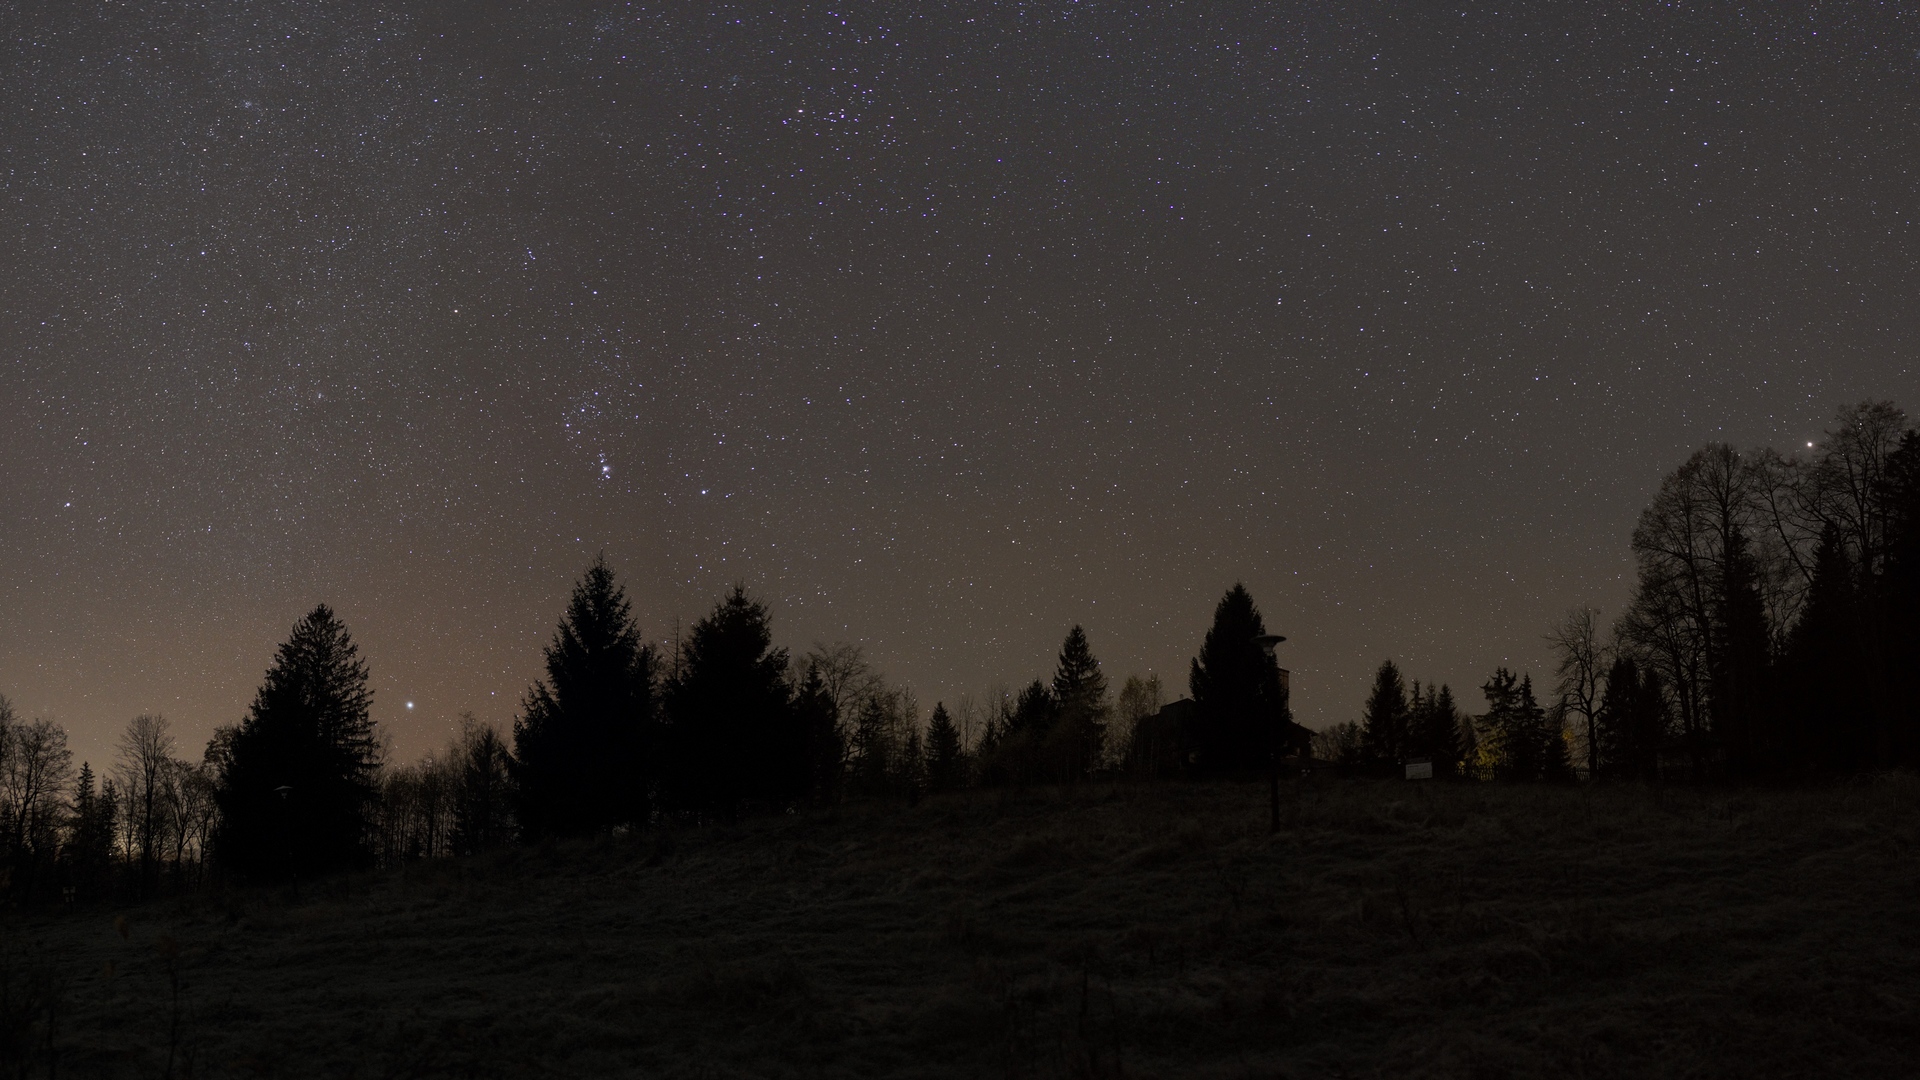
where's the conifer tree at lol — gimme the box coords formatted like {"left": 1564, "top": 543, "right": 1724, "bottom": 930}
{"left": 1188, "top": 585, "right": 1284, "bottom": 777}
{"left": 1781, "top": 528, "right": 1867, "bottom": 772}
{"left": 793, "top": 662, "right": 845, "bottom": 804}
{"left": 68, "top": 761, "right": 98, "bottom": 849}
{"left": 1360, "top": 660, "right": 1411, "bottom": 770}
{"left": 848, "top": 694, "right": 887, "bottom": 796}
{"left": 1541, "top": 693, "right": 1577, "bottom": 783}
{"left": 1006, "top": 679, "right": 1057, "bottom": 740}
{"left": 1476, "top": 669, "right": 1558, "bottom": 781}
{"left": 1406, "top": 682, "right": 1465, "bottom": 778}
{"left": 901, "top": 725, "right": 926, "bottom": 806}
{"left": 451, "top": 720, "right": 515, "bottom": 854}
{"left": 1596, "top": 657, "right": 1666, "bottom": 780}
{"left": 512, "top": 557, "right": 657, "bottom": 838}
{"left": 1405, "top": 681, "right": 1428, "bottom": 766}
{"left": 661, "top": 587, "right": 797, "bottom": 816}
{"left": 1051, "top": 626, "right": 1110, "bottom": 779}
{"left": 925, "top": 702, "right": 964, "bottom": 792}
{"left": 216, "top": 605, "right": 381, "bottom": 878}
{"left": 974, "top": 681, "right": 1055, "bottom": 787}
{"left": 1432, "top": 684, "right": 1465, "bottom": 776}
{"left": 65, "top": 762, "right": 117, "bottom": 898}
{"left": 100, "top": 778, "right": 124, "bottom": 868}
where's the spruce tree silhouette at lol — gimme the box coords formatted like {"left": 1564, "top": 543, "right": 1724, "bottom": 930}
{"left": 1050, "top": 626, "right": 1110, "bottom": 780}
{"left": 793, "top": 662, "right": 844, "bottom": 804}
{"left": 1007, "top": 680, "right": 1057, "bottom": 740}
{"left": 215, "top": 605, "right": 381, "bottom": 879}
{"left": 1435, "top": 684, "right": 1466, "bottom": 776}
{"left": 512, "top": 557, "right": 657, "bottom": 838}
{"left": 451, "top": 722, "right": 515, "bottom": 853}
{"left": 1360, "top": 660, "right": 1411, "bottom": 772}
{"left": 1596, "top": 657, "right": 1667, "bottom": 780}
{"left": 901, "top": 724, "right": 927, "bottom": 806}
{"left": 67, "top": 762, "right": 117, "bottom": 899}
{"left": 849, "top": 693, "right": 895, "bottom": 798}
{"left": 1478, "top": 669, "right": 1567, "bottom": 782}
{"left": 661, "top": 587, "right": 797, "bottom": 818}
{"left": 984, "top": 679, "right": 1058, "bottom": 786}
{"left": 1781, "top": 528, "right": 1867, "bottom": 773}
{"left": 925, "top": 702, "right": 964, "bottom": 792}
{"left": 1188, "top": 585, "right": 1285, "bottom": 777}
{"left": 1406, "top": 682, "right": 1464, "bottom": 778}
{"left": 1478, "top": 669, "right": 1524, "bottom": 780}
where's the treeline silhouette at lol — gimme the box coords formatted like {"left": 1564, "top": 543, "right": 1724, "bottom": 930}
{"left": 5, "top": 399, "right": 1916, "bottom": 903}
{"left": 1317, "top": 400, "right": 1920, "bottom": 784}
{"left": 0, "top": 575, "right": 1295, "bottom": 901}
{"left": 1611, "top": 399, "right": 1920, "bottom": 778}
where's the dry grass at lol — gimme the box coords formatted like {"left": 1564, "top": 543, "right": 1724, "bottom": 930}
{"left": 8, "top": 776, "right": 1920, "bottom": 1078}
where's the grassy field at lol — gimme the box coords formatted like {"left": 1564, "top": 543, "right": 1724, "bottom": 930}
{"left": 8, "top": 776, "right": 1920, "bottom": 1078}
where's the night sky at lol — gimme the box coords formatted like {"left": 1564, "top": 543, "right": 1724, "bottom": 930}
{"left": 5, "top": 3, "right": 1917, "bottom": 771}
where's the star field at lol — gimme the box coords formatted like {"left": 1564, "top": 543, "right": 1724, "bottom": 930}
{"left": 3, "top": 3, "right": 1918, "bottom": 768}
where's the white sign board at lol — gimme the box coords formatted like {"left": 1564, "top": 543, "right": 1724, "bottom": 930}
{"left": 1404, "top": 760, "right": 1433, "bottom": 780}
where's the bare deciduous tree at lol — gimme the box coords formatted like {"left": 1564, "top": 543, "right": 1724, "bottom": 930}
{"left": 116, "top": 714, "right": 177, "bottom": 894}
{"left": 1619, "top": 445, "right": 1771, "bottom": 776}
{"left": 1547, "top": 608, "right": 1609, "bottom": 779}
{"left": 163, "top": 760, "right": 218, "bottom": 886}
{"left": 1, "top": 714, "right": 73, "bottom": 862}
{"left": 1117, "top": 674, "right": 1164, "bottom": 732}
{"left": 954, "top": 684, "right": 1013, "bottom": 756}
{"left": 806, "top": 642, "right": 884, "bottom": 722}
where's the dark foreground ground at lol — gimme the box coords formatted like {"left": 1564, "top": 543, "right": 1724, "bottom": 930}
{"left": 8, "top": 777, "right": 1920, "bottom": 1078}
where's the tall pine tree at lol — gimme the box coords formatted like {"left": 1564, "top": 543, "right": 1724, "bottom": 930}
{"left": 1406, "top": 682, "right": 1465, "bottom": 778}
{"left": 925, "top": 702, "right": 964, "bottom": 792}
{"left": 1780, "top": 528, "right": 1866, "bottom": 772}
{"left": 1476, "top": 669, "right": 1564, "bottom": 781}
{"left": 661, "top": 587, "right": 798, "bottom": 817}
{"left": 512, "top": 557, "right": 657, "bottom": 838}
{"left": 901, "top": 725, "right": 926, "bottom": 806}
{"left": 1006, "top": 680, "right": 1057, "bottom": 740}
{"left": 1596, "top": 657, "right": 1667, "bottom": 780}
{"left": 64, "top": 762, "right": 117, "bottom": 899}
{"left": 1360, "top": 660, "right": 1411, "bottom": 770}
{"left": 849, "top": 693, "right": 897, "bottom": 798}
{"left": 793, "top": 662, "right": 845, "bottom": 804}
{"left": 451, "top": 721, "right": 515, "bottom": 854}
{"left": 216, "top": 605, "right": 381, "bottom": 878}
{"left": 1188, "top": 585, "right": 1285, "bottom": 777}
{"left": 1051, "top": 626, "right": 1110, "bottom": 780}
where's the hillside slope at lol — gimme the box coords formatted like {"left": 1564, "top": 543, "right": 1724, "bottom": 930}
{"left": 11, "top": 778, "right": 1920, "bottom": 1078}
